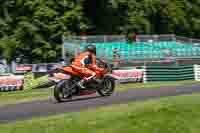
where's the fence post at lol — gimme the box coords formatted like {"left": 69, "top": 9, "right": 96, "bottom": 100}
{"left": 194, "top": 64, "right": 200, "bottom": 81}
{"left": 62, "top": 35, "right": 66, "bottom": 60}
{"left": 154, "top": 35, "right": 158, "bottom": 42}
{"left": 11, "top": 61, "right": 16, "bottom": 73}
{"left": 190, "top": 38, "right": 193, "bottom": 44}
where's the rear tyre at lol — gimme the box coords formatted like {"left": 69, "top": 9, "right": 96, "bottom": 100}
{"left": 54, "top": 79, "right": 73, "bottom": 103}
{"left": 97, "top": 76, "right": 115, "bottom": 96}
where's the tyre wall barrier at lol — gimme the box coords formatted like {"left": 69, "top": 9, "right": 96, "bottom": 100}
{"left": 145, "top": 65, "right": 194, "bottom": 82}
{"left": 0, "top": 76, "right": 24, "bottom": 92}
{"left": 0, "top": 85, "right": 23, "bottom": 92}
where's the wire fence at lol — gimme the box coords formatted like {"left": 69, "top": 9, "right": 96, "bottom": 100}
{"left": 63, "top": 34, "right": 200, "bottom": 67}
{"left": 64, "top": 35, "right": 126, "bottom": 43}
{"left": 136, "top": 34, "right": 176, "bottom": 42}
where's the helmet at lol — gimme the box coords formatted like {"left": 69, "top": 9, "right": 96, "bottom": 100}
{"left": 85, "top": 44, "right": 96, "bottom": 54}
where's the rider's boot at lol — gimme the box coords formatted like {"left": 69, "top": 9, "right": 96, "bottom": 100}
{"left": 77, "top": 79, "right": 86, "bottom": 89}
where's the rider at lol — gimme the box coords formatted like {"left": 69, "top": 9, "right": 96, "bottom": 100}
{"left": 71, "top": 44, "right": 105, "bottom": 88}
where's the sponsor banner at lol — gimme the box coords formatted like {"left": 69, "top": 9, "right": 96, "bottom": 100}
{"left": 12, "top": 62, "right": 33, "bottom": 73}
{"left": 33, "top": 64, "right": 48, "bottom": 72}
{"left": 16, "top": 65, "right": 32, "bottom": 71}
{"left": 112, "top": 68, "right": 144, "bottom": 83}
{"left": 14, "top": 63, "right": 61, "bottom": 73}
{"left": 32, "top": 64, "right": 60, "bottom": 73}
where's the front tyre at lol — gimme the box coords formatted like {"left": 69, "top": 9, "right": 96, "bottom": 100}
{"left": 54, "top": 79, "right": 73, "bottom": 103}
{"left": 97, "top": 76, "right": 115, "bottom": 96}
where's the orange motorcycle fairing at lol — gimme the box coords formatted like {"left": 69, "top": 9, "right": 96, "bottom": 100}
{"left": 62, "top": 66, "right": 80, "bottom": 76}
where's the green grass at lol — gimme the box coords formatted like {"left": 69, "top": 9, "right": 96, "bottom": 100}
{"left": 1, "top": 93, "right": 200, "bottom": 133}
{"left": 116, "top": 80, "right": 200, "bottom": 91}
{"left": 0, "top": 80, "right": 199, "bottom": 107}
{"left": 0, "top": 89, "right": 52, "bottom": 106}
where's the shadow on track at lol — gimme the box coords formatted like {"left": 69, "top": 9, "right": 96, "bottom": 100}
{"left": 53, "top": 95, "right": 102, "bottom": 104}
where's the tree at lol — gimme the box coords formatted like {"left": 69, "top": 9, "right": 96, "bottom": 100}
{"left": 0, "top": 36, "right": 19, "bottom": 63}
{"left": 1, "top": 0, "right": 200, "bottom": 63}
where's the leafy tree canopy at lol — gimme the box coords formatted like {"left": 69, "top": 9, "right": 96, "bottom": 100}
{"left": 0, "top": 0, "right": 199, "bottom": 63}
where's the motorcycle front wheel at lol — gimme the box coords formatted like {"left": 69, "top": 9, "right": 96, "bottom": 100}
{"left": 97, "top": 76, "right": 115, "bottom": 96}
{"left": 54, "top": 79, "right": 73, "bottom": 102}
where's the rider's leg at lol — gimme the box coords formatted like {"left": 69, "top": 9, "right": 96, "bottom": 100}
{"left": 84, "top": 72, "right": 96, "bottom": 80}
{"left": 71, "top": 65, "right": 97, "bottom": 88}
{"left": 78, "top": 68, "right": 96, "bottom": 88}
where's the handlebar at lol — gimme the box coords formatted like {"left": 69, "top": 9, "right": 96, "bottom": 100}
{"left": 96, "top": 58, "right": 113, "bottom": 73}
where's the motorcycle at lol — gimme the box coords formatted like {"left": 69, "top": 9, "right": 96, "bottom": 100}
{"left": 48, "top": 59, "right": 116, "bottom": 102}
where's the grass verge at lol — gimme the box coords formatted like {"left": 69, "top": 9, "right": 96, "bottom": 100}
{"left": 0, "top": 80, "right": 199, "bottom": 107}
{"left": 116, "top": 80, "right": 200, "bottom": 91}
{"left": 0, "top": 89, "right": 52, "bottom": 106}
{"left": 0, "top": 93, "right": 200, "bottom": 133}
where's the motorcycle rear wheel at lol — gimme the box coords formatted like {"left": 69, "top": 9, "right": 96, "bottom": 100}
{"left": 54, "top": 79, "right": 73, "bottom": 102}
{"left": 97, "top": 76, "right": 115, "bottom": 96}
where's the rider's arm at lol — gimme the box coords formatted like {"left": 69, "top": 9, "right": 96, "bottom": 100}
{"left": 92, "top": 54, "right": 97, "bottom": 66}
{"left": 91, "top": 54, "right": 104, "bottom": 72}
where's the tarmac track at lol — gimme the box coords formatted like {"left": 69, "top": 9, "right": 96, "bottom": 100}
{"left": 0, "top": 84, "right": 200, "bottom": 124}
